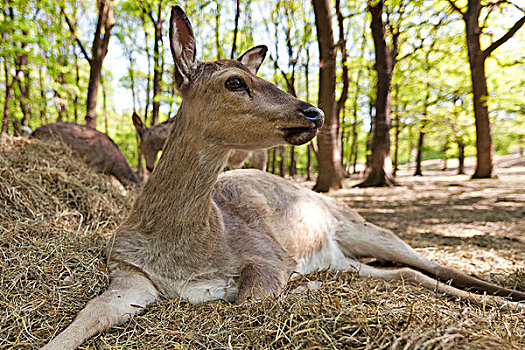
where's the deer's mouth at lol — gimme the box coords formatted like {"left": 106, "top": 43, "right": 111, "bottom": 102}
{"left": 279, "top": 126, "right": 319, "bottom": 145}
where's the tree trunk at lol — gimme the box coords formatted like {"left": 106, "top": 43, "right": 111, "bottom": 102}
{"left": 278, "top": 146, "right": 286, "bottom": 177}
{"left": 465, "top": 2, "right": 492, "bottom": 178}
{"left": 2, "top": 60, "right": 12, "bottom": 135}
{"left": 357, "top": 0, "right": 397, "bottom": 187}
{"left": 215, "top": 2, "right": 222, "bottom": 60}
{"left": 85, "top": 0, "right": 115, "bottom": 128}
{"left": 457, "top": 139, "right": 465, "bottom": 175}
{"left": 289, "top": 146, "right": 296, "bottom": 178}
{"left": 270, "top": 147, "right": 276, "bottom": 174}
{"left": 74, "top": 51, "right": 80, "bottom": 122}
{"left": 312, "top": 0, "right": 344, "bottom": 192}
{"left": 442, "top": 139, "right": 449, "bottom": 171}
{"left": 38, "top": 68, "right": 48, "bottom": 123}
{"left": 335, "top": 0, "right": 349, "bottom": 174}
{"left": 150, "top": 2, "right": 164, "bottom": 126}
{"left": 453, "top": 0, "right": 525, "bottom": 178}
{"left": 414, "top": 128, "right": 425, "bottom": 176}
{"left": 392, "top": 86, "right": 400, "bottom": 176}
{"left": 230, "top": 0, "right": 241, "bottom": 59}
{"left": 306, "top": 144, "right": 312, "bottom": 181}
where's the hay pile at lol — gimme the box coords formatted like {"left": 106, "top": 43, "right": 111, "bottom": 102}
{"left": 1, "top": 137, "right": 524, "bottom": 349}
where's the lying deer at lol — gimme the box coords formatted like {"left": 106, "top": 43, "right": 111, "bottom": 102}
{"left": 132, "top": 112, "right": 267, "bottom": 172}
{"left": 32, "top": 122, "right": 140, "bottom": 188}
{"left": 41, "top": 6, "right": 524, "bottom": 350}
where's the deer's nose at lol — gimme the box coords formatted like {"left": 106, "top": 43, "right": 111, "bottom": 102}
{"left": 301, "top": 107, "right": 324, "bottom": 128}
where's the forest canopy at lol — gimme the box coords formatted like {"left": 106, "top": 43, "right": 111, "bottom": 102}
{"left": 1, "top": 0, "right": 524, "bottom": 186}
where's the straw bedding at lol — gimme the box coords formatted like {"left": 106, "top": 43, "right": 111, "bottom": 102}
{"left": 1, "top": 137, "right": 523, "bottom": 349}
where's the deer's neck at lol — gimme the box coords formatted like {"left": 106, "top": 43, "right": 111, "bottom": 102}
{"left": 132, "top": 111, "right": 229, "bottom": 240}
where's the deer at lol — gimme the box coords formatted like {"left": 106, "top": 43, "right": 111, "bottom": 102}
{"left": 41, "top": 6, "right": 525, "bottom": 350}
{"left": 132, "top": 112, "right": 268, "bottom": 173}
{"left": 32, "top": 122, "right": 140, "bottom": 188}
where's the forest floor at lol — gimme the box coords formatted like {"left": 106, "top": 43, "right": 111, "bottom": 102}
{"left": 1, "top": 137, "right": 524, "bottom": 349}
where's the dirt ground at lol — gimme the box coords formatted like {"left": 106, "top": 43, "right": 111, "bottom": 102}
{"left": 1, "top": 137, "right": 524, "bottom": 349}
{"left": 325, "top": 155, "right": 525, "bottom": 290}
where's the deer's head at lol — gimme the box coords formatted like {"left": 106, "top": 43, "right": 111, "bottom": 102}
{"left": 132, "top": 113, "right": 165, "bottom": 172}
{"left": 169, "top": 6, "right": 323, "bottom": 151}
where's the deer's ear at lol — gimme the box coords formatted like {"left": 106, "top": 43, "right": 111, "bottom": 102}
{"left": 132, "top": 112, "right": 145, "bottom": 137}
{"left": 169, "top": 5, "right": 196, "bottom": 90}
{"left": 238, "top": 45, "right": 268, "bottom": 75}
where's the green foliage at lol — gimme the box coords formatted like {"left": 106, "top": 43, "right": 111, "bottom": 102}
{"left": 1, "top": 0, "right": 523, "bottom": 174}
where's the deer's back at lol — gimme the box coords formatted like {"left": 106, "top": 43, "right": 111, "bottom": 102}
{"left": 33, "top": 122, "right": 139, "bottom": 186}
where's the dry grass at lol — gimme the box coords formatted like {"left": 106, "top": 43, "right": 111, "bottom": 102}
{"left": 1, "top": 136, "right": 524, "bottom": 349}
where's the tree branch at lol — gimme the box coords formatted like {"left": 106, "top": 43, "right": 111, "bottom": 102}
{"left": 446, "top": 0, "right": 466, "bottom": 20}
{"left": 483, "top": 14, "right": 525, "bottom": 59}
{"left": 269, "top": 54, "right": 296, "bottom": 97}
{"left": 61, "top": 7, "right": 91, "bottom": 64}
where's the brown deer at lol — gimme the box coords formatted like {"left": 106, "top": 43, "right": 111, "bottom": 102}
{"left": 32, "top": 122, "right": 140, "bottom": 188}
{"left": 41, "top": 6, "right": 524, "bottom": 350}
{"left": 132, "top": 113, "right": 268, "bottom": 172}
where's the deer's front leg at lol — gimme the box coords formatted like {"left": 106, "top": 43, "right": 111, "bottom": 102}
{"left": 235, "top": 256, "right": 290, "bottom": 304}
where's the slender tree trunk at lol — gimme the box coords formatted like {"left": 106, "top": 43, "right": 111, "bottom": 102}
{"left": 442, "top": 139, "right": 449, "bottom": 171}
{"left": 2, "top": 60, "right": 12, "bottom": 135}
{"left": 414, "top": 125, "right": 425, "bottom": 176}
{"left": 335, "top": 0, "right": 349, "bottom": 174}
{"left": 393, "top": 114, "right": 400, "bottom": 176}
{"left": 215, "top": 2, "right": 222, "bottom": 60}
{"left": 278, "top": 146, "right": 286, "bottom": 177}
{"left": 357, "top": 0, "right": 397, "bottom": 187}
{"left": 312, "top": 0, "right": 344, "bottom": 192}
{"left": 54, "top": 57, "right": 69, "bottom": 122}
{"left": 148, "top": 2, "right": 164, "bottom": 126}
{"left": 457, "top": 139, "right": 465, "bottom": 175}
{"left": 85, "top": 0, "right": 115, "bottom": 128}
{"left": 141, "top": 12, "right": 152, "bottom": 123}
{"left": 414, "top": 89, "right": 429, "bottom": 177}
{"left": 306, "top": 144, "right": 312, "bottom": 180}
{"left": 38, "top": 68, "right": 48, "bottom": 123}
{"left": 392, "top": 85, "right": 400, "bottom": 176}
{"left": 271, "top": 147, "right": 277, "bottom": 174}
{"left": 15, "top": 30, "right": 31, "bottom": 128}
{"left": 74, "top": 51, "right": 79, "bottom": 122}
{"left": 289, "top": 146, "right": 296, "bottom": 178}
{"left": 230, "top": 0, "right": 241, "bottom": 59}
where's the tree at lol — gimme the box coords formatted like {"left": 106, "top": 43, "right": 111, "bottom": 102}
{"left": 64, "top": 0, "right": 115, "bottom": 128}
{"left": 139, "top": 0, "right": 166, "bottom": 126}
{"left": 312, "top": 0, "right": 344, "bottom": 192}
{"left": 446, "top": 0, "right": 525, "bottom": 178}
{"left": 356, "top": 0, "right": 400, "bottom": 187}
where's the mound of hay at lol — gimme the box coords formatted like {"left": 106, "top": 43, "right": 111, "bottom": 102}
{"left": 1, "top": 137, "right": 523, "bottom": 349}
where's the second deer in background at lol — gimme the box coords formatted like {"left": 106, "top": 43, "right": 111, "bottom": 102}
{"left": 32, "top": 122, "right": 140, "bottom": 188}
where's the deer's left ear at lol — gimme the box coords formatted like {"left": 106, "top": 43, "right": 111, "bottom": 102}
{"left": 169, "top": 5, "right": 196, "bottom": 90}
{"left": 238, "top": 45, "right": 268, "bottom": 75}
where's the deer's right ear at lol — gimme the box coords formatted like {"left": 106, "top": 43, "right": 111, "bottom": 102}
{"left": 238, "top": 45, "right": 268, "bottom": 75}
{"left": 169, "top": 5, "right": 196, "bottom": 90}
{"left": 132, "top": 112, "right": 145, "bottom": 137}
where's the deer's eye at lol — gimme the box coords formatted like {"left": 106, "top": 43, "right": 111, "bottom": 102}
{"left": 225, "top": 76, "right": 246, "bottom": 91}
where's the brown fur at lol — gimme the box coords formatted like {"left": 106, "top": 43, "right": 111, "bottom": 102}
{"left": 41, "top": 6, "right": 524, "bottom": 350}
{"left": 132, "top": 102, "right": 267, "bottom": 172}
{"left": 32, "top": 122, "right": 140, "bottom": 187}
